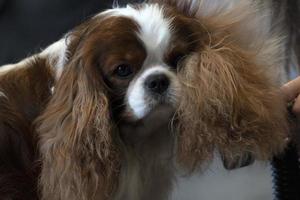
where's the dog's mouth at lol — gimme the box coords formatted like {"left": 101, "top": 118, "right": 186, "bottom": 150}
{"left": 123, "top": 91, "right": 178, "bottom": 121}
{"left": 118, "top": 104, "right": 176, "bottom": 146}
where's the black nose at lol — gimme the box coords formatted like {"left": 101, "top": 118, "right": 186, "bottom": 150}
{"left": 145, "top": 74, "right": 170, "bottom": 94}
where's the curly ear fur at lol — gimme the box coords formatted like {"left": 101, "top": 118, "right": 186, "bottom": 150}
{"left": 176, "top": 36, "right": 288, "bottom": 170}
{"left": 36, "top": 38, "right": 121, "bottom": 200}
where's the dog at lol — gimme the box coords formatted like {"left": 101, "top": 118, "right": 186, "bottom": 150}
{"left": 0, "top": 0, "right": 289, "bottom": 199}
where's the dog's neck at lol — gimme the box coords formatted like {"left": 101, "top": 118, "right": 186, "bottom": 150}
{"left": 114, "top": 108, "right": 176, "bottom": 200}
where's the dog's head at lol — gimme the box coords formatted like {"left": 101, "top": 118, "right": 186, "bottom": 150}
{"left": 36, "top": 0, "right": 288, "bottom": 199}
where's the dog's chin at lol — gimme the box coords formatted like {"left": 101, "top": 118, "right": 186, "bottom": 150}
{"left": 119, "top": 103, "right": 175, "bottom": 145}
{"left": 124, "top": 98, "right": 177, "bottom": 122}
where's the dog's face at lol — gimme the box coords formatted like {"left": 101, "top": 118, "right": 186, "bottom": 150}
{"left": 81, "top": 4, "right": 201, "bottom": 121}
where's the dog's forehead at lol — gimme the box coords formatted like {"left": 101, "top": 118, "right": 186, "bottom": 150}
{"left": 99, "top": 4, "right": 173, "bottom": 56}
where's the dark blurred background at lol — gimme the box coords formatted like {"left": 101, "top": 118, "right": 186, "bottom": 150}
{"left": 0, "top": 0, "right": 141, "bottom": 65}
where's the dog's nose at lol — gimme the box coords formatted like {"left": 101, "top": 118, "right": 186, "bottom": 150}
{"left": 145, "top": 74, "right": 170, "bottom": 94}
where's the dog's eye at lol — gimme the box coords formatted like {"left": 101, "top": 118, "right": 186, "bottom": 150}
{"left": 114, "top": 64, "right": 133, "bottom": 78}
{"left": 170, "top": 53, "right": 185, "bottom": 69}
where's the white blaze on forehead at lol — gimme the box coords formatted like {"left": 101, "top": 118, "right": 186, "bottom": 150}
{"left": 127, "top": 66, "right": 174, "bottom": 119}
{"left": 99, "top": 4, "right": 172, "bottom": 57}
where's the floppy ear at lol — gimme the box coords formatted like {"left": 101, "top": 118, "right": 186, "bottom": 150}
{"left": 176, "top": 40, "right": 288, "bottom": 171}
{"left": 36, "top": 40, "right": 121, "bottom": 200}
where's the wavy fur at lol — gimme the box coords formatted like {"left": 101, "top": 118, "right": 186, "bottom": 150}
{"left": 0, "top": 1, "right": 289, "bottom": 199}
{"left": 36, "top": 26, "right": 121, "bottom": 200}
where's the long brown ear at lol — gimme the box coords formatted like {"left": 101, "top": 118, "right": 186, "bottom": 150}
{"left": 176, "top": 39, "right": 288, "bottom": 171}
{"left": 36, "top": 49, "right": 120, "bottom": 200}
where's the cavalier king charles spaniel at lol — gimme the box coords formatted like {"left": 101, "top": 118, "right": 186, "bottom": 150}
{"left": 0, "top": 0, "right": 289, "bottom": 199}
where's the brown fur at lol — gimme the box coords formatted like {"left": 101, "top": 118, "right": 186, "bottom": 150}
{"left": 176, "top": 21, "right": 288, "bottom": 170}
{"left": 36, "top": 62, "right": 120, "bottom": 200}
{"left": 35, "top": 17, "right": 134, "bottom": 200}
{"left": 148, "top": 0, "right": 288, "bottom": 171}
{"left": 0, "top": 57, "right": 54, "bottom": 199}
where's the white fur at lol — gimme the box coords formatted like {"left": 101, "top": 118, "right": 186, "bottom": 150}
{"left": 40, "top": 38, "right": 69, "bottom": 79}
{"left": 0, "top": 39, "right": 68, "bottom": 80}
{"left": 100, "top": 4, "right": 172, "bottom": 61}
{"left": 0, "top": 91, "right": 7, "bottom": 99}
{"left": 127, "top": 76, "right": 147, "bottom": 119}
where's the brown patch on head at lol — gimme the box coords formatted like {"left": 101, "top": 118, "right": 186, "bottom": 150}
{"left": 68, "top": 16, "right": 146, "bottom": 92}
{"left": 162, "top": 5, "right": 207, "bottom": 71}
{"left": 67, "top": 16, "right": 147, "bottom": 122}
